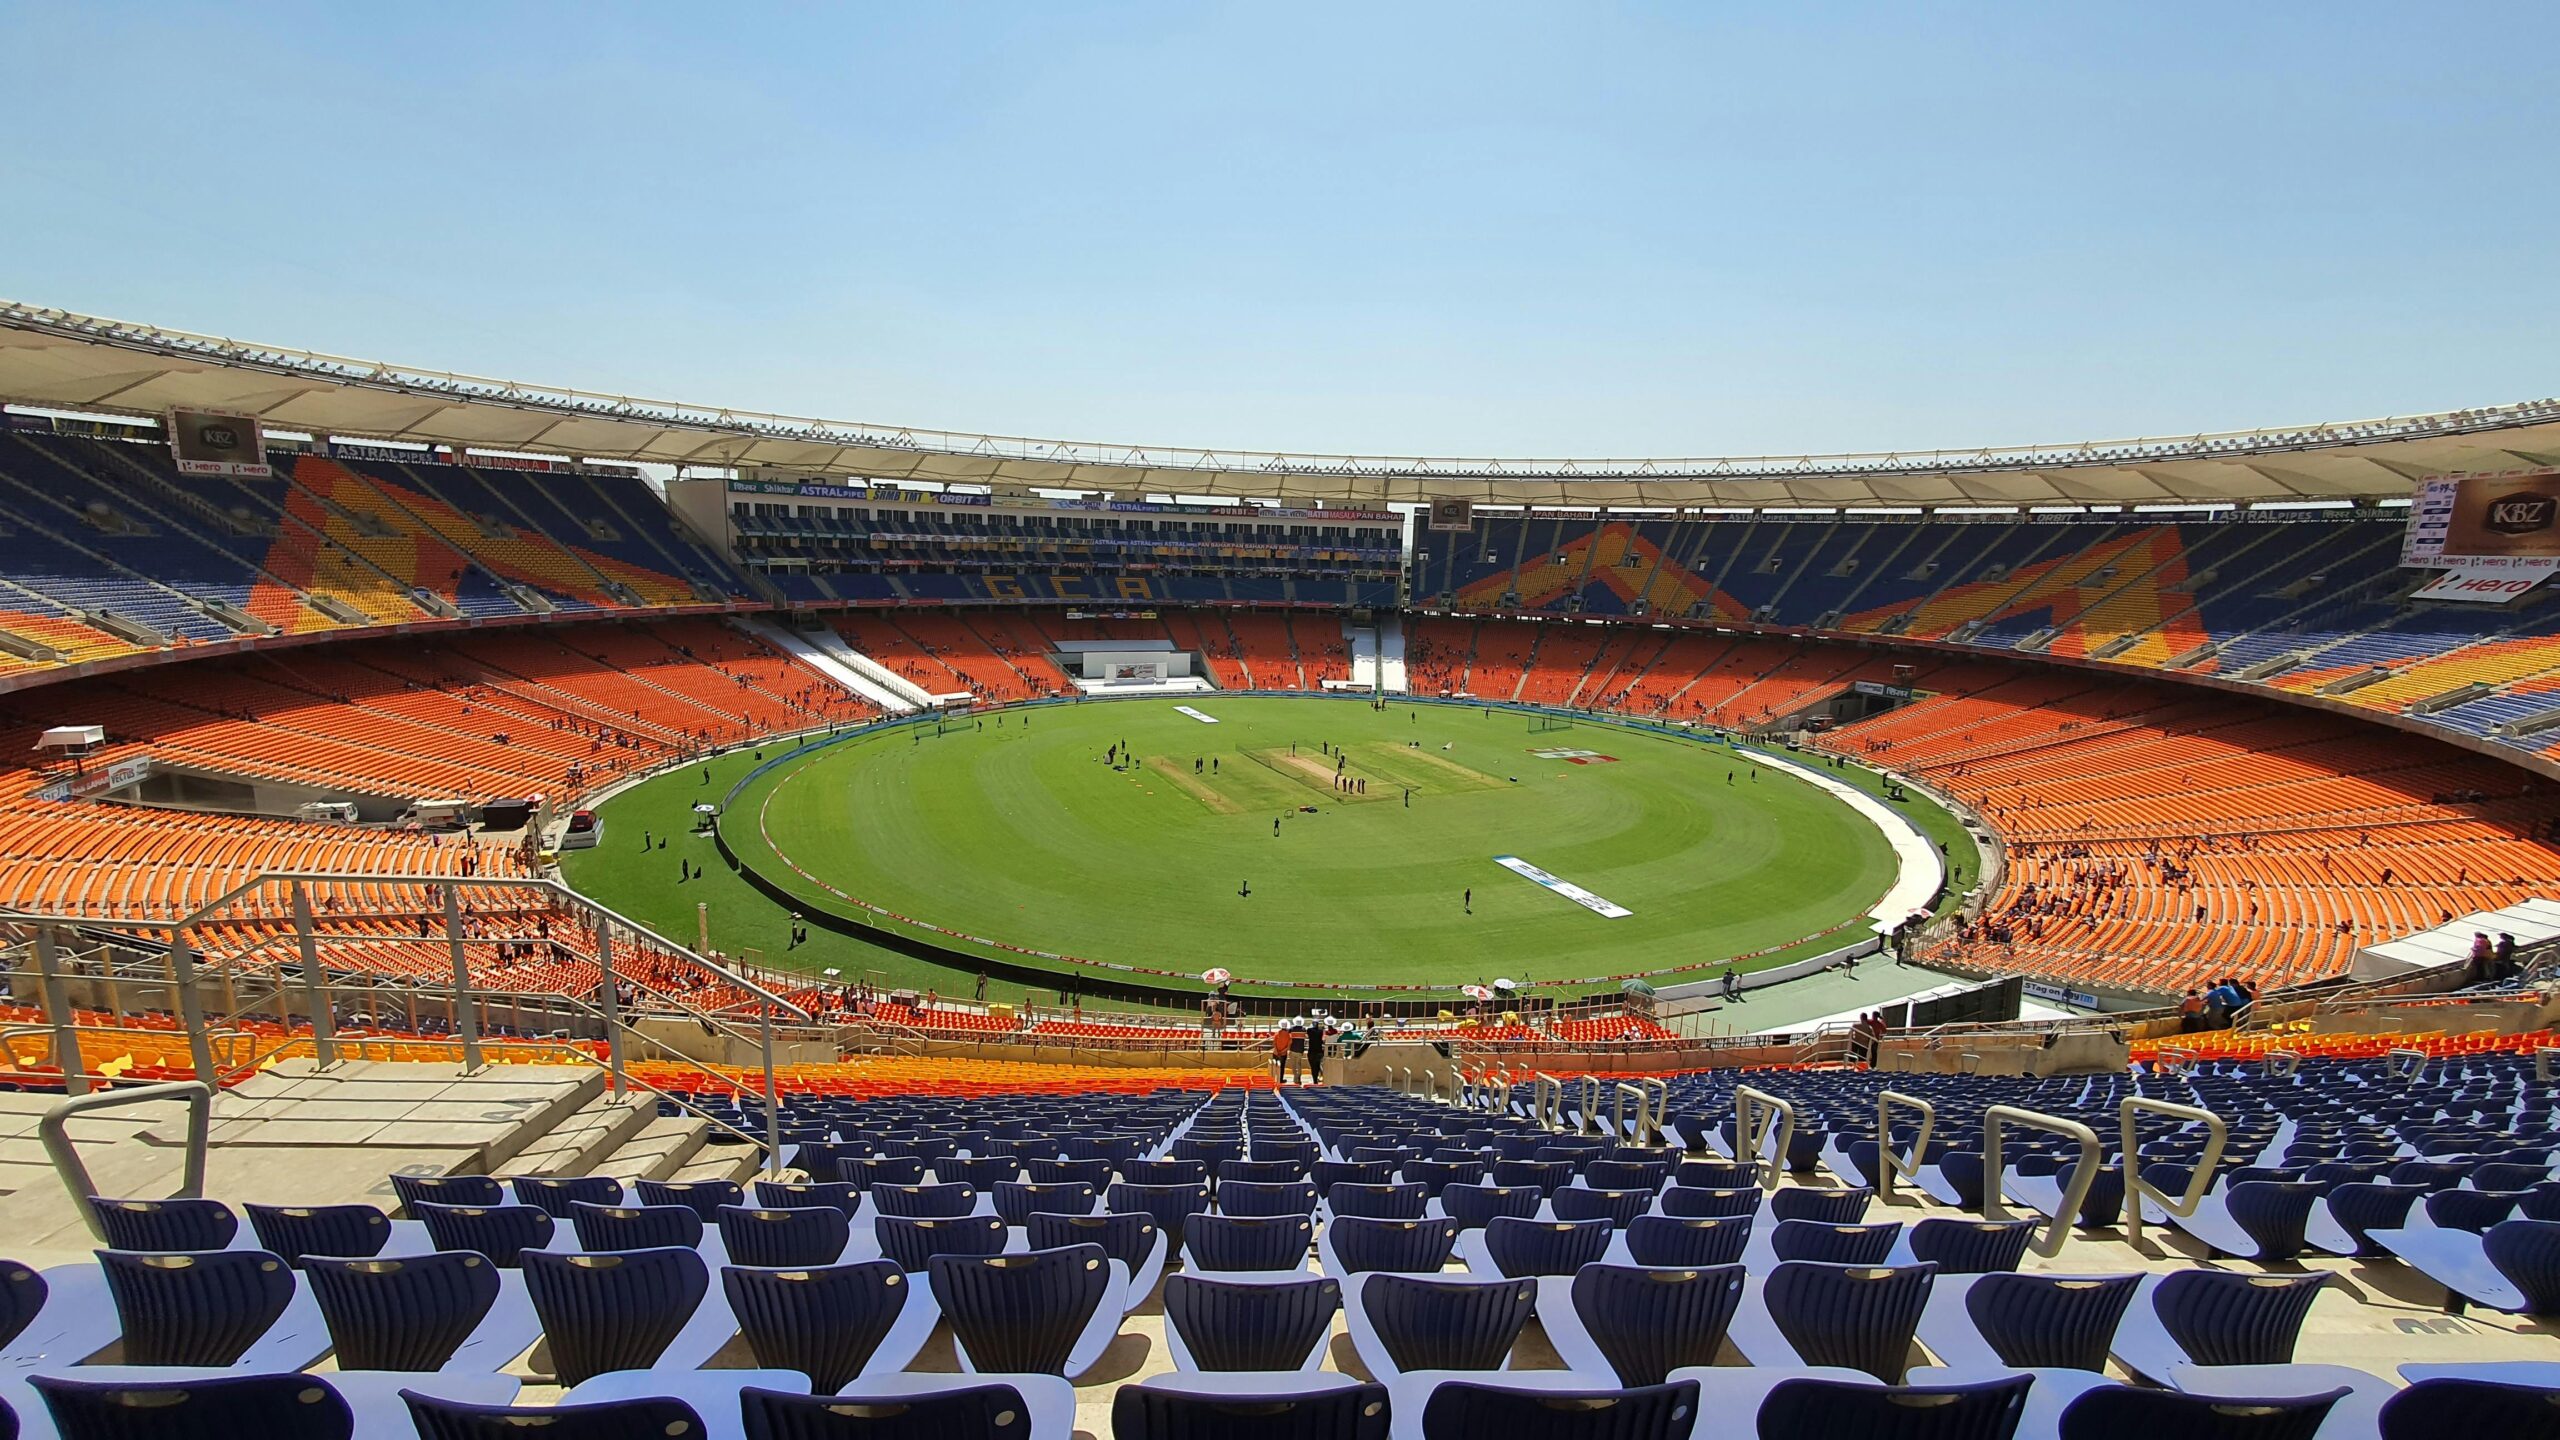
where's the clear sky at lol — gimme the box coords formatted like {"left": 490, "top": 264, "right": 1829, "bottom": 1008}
{"left": 3, "top": 3, "right": 2553, "bottom": 459}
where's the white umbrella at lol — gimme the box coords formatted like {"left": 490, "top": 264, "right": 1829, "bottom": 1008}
{"left": 1461, "top": 984, "right": 1494, "bottom": 1000}
{"left": 1492, "top": 978, "right": 1518, "bottom": 992}
{"left": 1201, "top": 968, "right": 1232, "bottom": 985}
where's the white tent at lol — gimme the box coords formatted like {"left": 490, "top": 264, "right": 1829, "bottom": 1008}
{"left": 2351, "top": 897, "right": 2560, "bottom": 981}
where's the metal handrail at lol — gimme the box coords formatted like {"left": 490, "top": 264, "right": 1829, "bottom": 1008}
{"left": 1981, "top": 1103, "right": 2101, "bottom": 1258}
{"left": 1574, "top": 1075, "right": 1603, "bottom": 1136}
{"left": 1530, "top": 1073, "right": 1564, "bottom": 1130}
{"left": 2263, "top": 1050, "right": 2302, "bottom": 1079}
{"left": 1732, "top": 1085, "right": 1796, "bottom": 1191}
{"left": 1610, "top": 1076, "right": 1668, "bottom": 1144}
{"left": 1874, "top": 1090, "right": 1937, "bottom": 1203}
{"left": 43, "top": 1080, "right": 213, "bottom": 1240}
{"left": 2119, "top": 1096, "right": 2228, "bottom": 1244}
{"left": 2388, "top": 1047, "right": 2429, "bottom": 1081}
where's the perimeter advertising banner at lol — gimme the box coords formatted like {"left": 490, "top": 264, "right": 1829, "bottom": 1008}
{"left": 165, "top": 408, "right": 269, "bottom": 477}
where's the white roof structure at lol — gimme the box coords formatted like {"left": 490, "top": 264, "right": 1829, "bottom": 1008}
{"left": 7, "top": 299, "right": 2560, "bottom": 508}
{"left": 2351, "top": 898, "right": 2560, "bottom": 981}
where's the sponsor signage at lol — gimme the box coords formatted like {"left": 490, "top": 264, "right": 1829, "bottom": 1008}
{"left": 2405, "top": 470, "right": 2560, "bottom": 563}
{"left": 2413, "top": 566, "right": 2553, "bottom": 604}
{"left": 1427, "top": 499, "right": 1477, "bottom": 532}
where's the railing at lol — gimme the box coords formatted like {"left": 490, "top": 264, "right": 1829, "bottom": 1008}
{"left": 43, "top": 1080, "right": 212, "bottom": 1241}
{"left": 1980, "top": 1104, "right": 2101, "bottom": 1258}
{"left": 1872, "top": 1090, "right": 1936, "bottom": 1203}
{"left": 1612, "top": 1078, "right": 1668, "bottom": 1145}
{"left": 1731, "top": 1084, "right": 1796, "bottom": 1191}
{"left": 2118, "top": 1096, "right": 2228, "bottom": 1244}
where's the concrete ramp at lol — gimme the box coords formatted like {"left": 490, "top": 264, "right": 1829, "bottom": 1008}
{"left": 739, "top": 617, "right": 925, "bottom": 712}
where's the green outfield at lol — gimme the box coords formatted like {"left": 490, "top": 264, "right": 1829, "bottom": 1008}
{"left": 554, "top": 696, "right": 1976, "bottom": 1002}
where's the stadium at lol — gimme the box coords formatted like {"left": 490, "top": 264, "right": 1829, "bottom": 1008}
{"left": 3, "top": 7, "right": 2560, "bottom": 1432}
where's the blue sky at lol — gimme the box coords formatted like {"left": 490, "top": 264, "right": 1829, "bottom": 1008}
{"left": 3, "top": 3, "right": 2554, "bottom": 459}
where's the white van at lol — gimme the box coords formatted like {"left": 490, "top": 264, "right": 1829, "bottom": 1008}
{"left": 408, "top": 799, "right": 471, "bottom": 830}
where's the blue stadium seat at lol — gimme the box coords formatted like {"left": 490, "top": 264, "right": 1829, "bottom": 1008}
{"left": 519, "top": 1247, "right": 710, "bottom": 1385}
{"left": 1115, "top": 1375, "right": 1388, "bottom": 1440}
{"left": 718, "top": 1204, "right": 851, "bottom": 1268}
{"left": 1183, "top": 1214, "right": 1312, "bottom": 1272}
{"left": 757, "top": 1180, "right": 864, "bottom": 1216}
{"left": 1770, "top": 1220, "right": 1903, "bottom": 1267}
{"left": 1327, "top": 1183, "right": 1428, "bottom": 1220}
{"left": 1620, "top": 1214, "right": 1753, "bottom": 1268}
{"left": 875, "top": 1215, "right": 1009, "bottom": 1273}
{"left": 1160, "top": 1272, "right": 1342, "bottom": 1372}
{"left": 1470, "top": 1216, "right": 1613, "bottom": 1278}
{"left": 1105, "top": 1182, "right": 1212, "bottom": 1250}
{"left": 303, "top": 1251, "right": 501, "bottom": 1372}
{"left": 1543, "top": 1262, "right": 1747, "bottom": 1386}
{"left": 1754, "top": 1372, "right": 2033, "bottom": 1440}
{"left": 994, "top": 1181, "right": 1098, "bottom": 1227}
{"left": 872, "top": 1182, "right": 980, "bottom": 1219}
{"left": 721, "top": 1258, "right": 920, "bottom": 1390}
{"left": 742, "top": 1379, "right": 1038, "bottom": 1440}
{"left": 1551, "top": 1187, "right": 1652, "bottom": 1229}
{"left": 1769, "top": 1187, "right": 1873, "bottom": 1225}
{"left": 402, "top": 1389, "right": 704, "bottom": 1440}
{"left": 928, "top": 1245, "right": 1118, "bottom": 1378}
{"left": 1319, "top": 1216, "right": 1460, "bottom": 1277}
{"left": 2109, "top": 1271, "right": 2328, "bottom": 1382}
{"left": 508, "top": 1175, "right": 623, "bottom": 1220}
{"left": 1900, "top": 1218, "right": 2035, "bottom": 1275}
{"left": 1420, "top": 1377, "right": 1699, "bottom": 1440}
{"left": 0, "top": 1262, "right": 44, "bottom": 1351}
{"left": 244, "top": 1204, "right": 393, "bottom": 1270}
{"left": 90, "top": 1198, "right": 237, "bottom": 1253}
{"left": 1658, "top": 1186, "right": 1760, "bottom": 1219}
{"left": 96, "top": 1249, "right": 295, "bottom": 1366}
{"left": 391, "top": 1175, "right": 504, "bottom": 1214}
{"left": 2377, "top": 1376, "right": 2560, "bottom": 1440}
{"left": 632, "top": 1178, "right": 744, "bottom": 1220}
{"left": 567, "top": 1201, "right": 704, "bottom": 1252}
{"left": 1438, "top": 1184, "right": 1543, "bottom": 1231}
{"left": 36, "top": 1372, "right": 352, "bottom": 1440}
{"left": 1759, "top": 1260, "right": 1937, "bottom": 1382}
{"left": 1346, "top": 1271, "right": 1537, "bottom": 1379}
{"left": 1919, "top": 1271, "right": 2142, "bottom": 1373}
{"left": 1220, "top": 1181, "right": 1319, "bottom": 1218}
{"left": 413, "top": 1203, "right": 556, "bottom": 1268}
{"left": 2056, "top": 1382, "right": 2344, "bottom": 1440}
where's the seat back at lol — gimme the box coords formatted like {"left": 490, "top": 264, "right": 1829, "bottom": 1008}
{"left": 1658, "top": 1185, "right": 1760, "bottom": 1219}
{"left": 390, "top": 1174, "right": 503, "bottom": 1214}
{"left": 519, "top": 1247, "right": 711, "bottom": 1386}
{"left": 1328, "top": 1183, "right": 1428, "bottom": 1220}
{"left": 34, "top": 1372, "right": 353, "bottom": 1440}
{"left": 872, "top": 1183, "right": 980, "bottom": 1219}
{"left": 1360, "top": 1273, "right": 1537, "bottom": 1373}
{"left": 994, "top": 1181, "right": 1097, "bottom": 1228}
{"left": 722, "top": 1259, "right": 911, "bottom": 1393}
{"left": 0, "top": 1260, "right": 45, "bottom": 1351}
{"left": 632, "top": 1178, "right": 744, "bottom": 1220}
{"left": 2482, "top": 1219, "right": 2560, "bottom": 1315}
{"left": 1490, "top": 1160, "right": 1575, "bottom": 1196}
{"left": 2152, "top": 1270, "right": 2327, "bottom": 1367}
{"left": 413, "top": 1202, "right": 556, "bottom": 1268}
{"left": 1440, "top": 1184, "right": 1543, "bottom": 1231}
{"left": 1757, "top": 1373, "right": 2033, "bottom": 1440}
{"left": 96, "top": 1248, "right": 295, "bottom": 1367}
{"left": 1551, "top": 1187, "right": 1652, "bottom": 1229}
{"left": 757, "top": 1180, "right": 864, "bottom": 1216}
{"left": 1771, "top": 1220, "right": 1903, "bottom": 1266}
{"left": 2225, "top": 1181, "right": 2323, "bottom": 1261}
{"left": 91, "top": 1198, "right": 237, "bottom": 1253}
{"left": 843, "top": 1156, "right": 931, "bottom": 1191}
{"left": 741, "top": 1381, "right": 1036, "bottom": 1440}
{"left": 1762, "top": 1260, "right": 1937, "bottom": 1382}
{"left": 1403, "top": 1160, "right": 1485, "bottom": 1198}
{"left": 1026, "top": 1158, "right": 1115, "bottom": 1189}
{"left": 1769, "top": 1187, "right": 1874, "bottom": 1225}
{"left": 1027, "top": 1211, "right": 1160, "bottom": 1272}
{"left": 1183, "top": 1213, "right": 1313, "bottom": 1271}
{"left": 1482, "top": 1216, "right": 1614, "bottom": 1277}
{"left": 509, "top": 1175, "right": 622, "bottom": 1220}
{"left": 928, "top": 1244, "right": 1112, "bottom": 1376}
{"left": 1570, "top": 1263, "right": 1747, "bottom": 1386}
{"left": 402, "top": 1391, "right": 705, "bottom": 1440}
{"left": 1584, "top": 1160, "right": 1670, "bottom": 1194}
{"left": 944, "top": 1157, "right": 1026, "bottom": 1190}
{"left": 1420, "top": 1377, "right": 1699, "bottom": 1440}
{"left": 719, "top": 1204, "right": 851, "bottom": 1268}
{"left": 1220, "top": 1181, "right": 1320, "bottom": 1218}
{"left": 1624, "top": 1214, "right": 1752, "bottom": 1268}
{"left": 2377, "top": 1377, "right": 2560, "bottom": 1440}
{"left": 875, "top": 1215, "right": 1009, "bottom": 1274}
{"left": 304, "top": 1251, "right": 501, "bottom": 1371}
{"left": 1905, "top": 1218, "right": 2035, "bottom": 1275}
{"left": 1160, "top": 1273, "right": 1342, "bottom": 1371}
{"left": 1327, "top": 1216, "right": 1460, "bottom": 1275}
{"left": 2056, "top": 1383, "right": 2345, "bottom": 1440}
{"left": 1962, "top": 1272, "right": 2141, "bottom": 1372}
{"left": 567, "top": 1202, "right": 704, "bottom": 1253}
{"left": 1115, "top": 1378, "right": 1388, "bottom": 1440}
{"left": 1107, "top": 1182, "right": 1213, "bottom": 1248}
{"left": 244, "top": 1204, "right": 392, "bottom": 1270}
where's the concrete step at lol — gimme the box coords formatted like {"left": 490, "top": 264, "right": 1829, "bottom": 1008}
{"left": 667, "top": 1136, "right": 764, "bottom": 1187}
{"left": 493, "top": 1090, "right": 657, "bottom": 1179}
{"left": 586, "top": 1115, "right": 710, "bottom": 1184}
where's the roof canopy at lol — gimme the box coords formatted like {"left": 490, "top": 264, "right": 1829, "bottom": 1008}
{"left": 7, "top": 299, "right": 2559, "bottom": 508}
